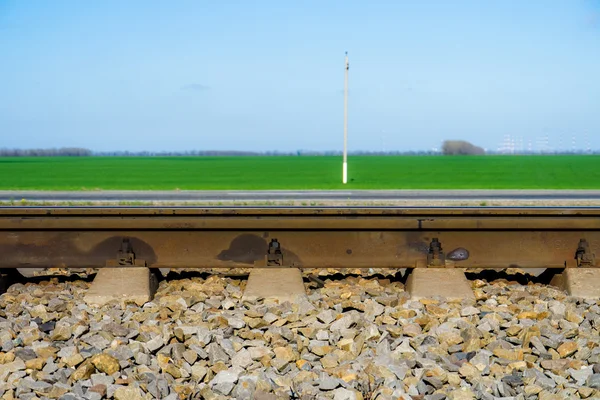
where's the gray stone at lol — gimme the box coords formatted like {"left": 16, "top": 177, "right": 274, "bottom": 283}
{"left": 91, "top": 374, "right": 114, "bottom": 387}
{"left": 84, "top": 392, "right": 102, "bottom": 400}
{"left": 524, "top": 368, "right": 556, "bottom": 390}
{"left": 330, "top": 312, "right": 360, "bottom": 332}
{"left": 103, "top": 323, "right": 129, "bottom": 337}
{"left": 317, "top": 309, "right": 337, "bottom": 324}
{"left": 42, "top": 359, "right": 58, "bottom": 373}
{"left": 57, "top": 346, "right": 79, "bottom": 359}
{"left": 226, "top": 316, "right": 245, "bottom": 329}
{"left": 206, "top": 343, "right": 230, "bottom": 364}
{"left": 364, "top": 299, "right": 385, "bottom": 320}
{"left": 2, "top": 340, "right": 14, "bottom": 352}
{"left": 461, "top": 306, "right": 480, "bottom": 316}
{"left": 47, "top": 298, "right": 66, "bottom": 312}
{"left": 197, "top": 328, "right": 212, "bottom": 347}
{"left": 171, "top": 343, "right": 186, "bottom": 361}
{"left": 587, "top": 374, "right": 600, "bottom": 389}
{"left": 319, "top": 376, "right": 340, "bottom": 390}
{"left": 85, "top": 335, "right": 110, "bottom": 350}
{"left": 423, "top": 376, "right": 443, "bottom": 390}
{"left": 112, "top": 346, "right": 134, "bottom": 361}
{"left": 210, "top": 368, "right": 241, "bottom": 395}
{"left": 73, "top": 325, "right": 89, "bottom": 338}
{"left": 231, "top": 348, "right": 253, "bottom": 369}
{"left": 501, "top": 374, "right": 524, "bottom": 388}
{"left": 14, "top": 348, "right": 37, "bottom": 361}
{"left": 58, "top": 395, "right": 83, "bottom": 400}
{"left": 191, "top": 364, "right": 208, "bottom": 382}
{"left": 144, "top": 335, "right": 164, "bottom": 353}
{"left": 232, "top": 376, "right": 257, "bottom": 399}
{"left": 134, "top": 352, "right": 149, "bottom": 365}
{"left": 549, "top": 302, "right": 566, "bottom": 317}
{"left": 71, "top": 383, "right": 85, "bottom": 397}
{"left": 569, "top": 367, "right": 594, "bottom": 386}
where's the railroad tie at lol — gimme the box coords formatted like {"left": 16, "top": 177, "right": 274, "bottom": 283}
{"left": 83, "top": 267, "right": 159, "bottom": 307}
{"left": 242, "top": 268, "right": 307, "bottom": 303}
{"left": 405, "top": 268, "right": 475, "bottom": 301}
{"left": 550, "top": 268, "right": 600, "bottom": 299}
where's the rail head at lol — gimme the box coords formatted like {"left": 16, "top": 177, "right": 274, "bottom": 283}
{"left": 2, "top": 206, "right": 600, "bottom": 231}
{"left": 2, "top": 205, "right": 600, "bottom": 217}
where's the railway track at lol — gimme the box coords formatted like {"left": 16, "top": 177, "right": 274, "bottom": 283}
{"left": 0, "top": 206, "right": 599, "bottom": 302}
{"left": 1, "top": 206, "right": 600, "bottom": 399}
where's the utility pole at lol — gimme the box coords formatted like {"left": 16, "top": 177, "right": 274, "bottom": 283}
{"left": 343, "top": 52, "right": 349, "bottom": 184}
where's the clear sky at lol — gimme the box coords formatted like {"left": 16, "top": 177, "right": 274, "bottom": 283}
{"left": 1, "top": 0, "right": 599, "bottom": 152}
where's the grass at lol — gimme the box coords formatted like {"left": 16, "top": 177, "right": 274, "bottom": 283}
{"left": 0, "top": 155, "right": 598, "bottom": 190}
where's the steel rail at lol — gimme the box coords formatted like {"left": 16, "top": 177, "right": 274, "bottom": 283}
{"left": 0, "top": 207, "right": 598, "bottom": 270}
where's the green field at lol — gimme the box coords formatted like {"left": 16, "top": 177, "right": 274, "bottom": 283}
{"left": 0, "top": 156, "right": 598, "bottom": 190}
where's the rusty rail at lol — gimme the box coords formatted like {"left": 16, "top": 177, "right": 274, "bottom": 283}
{"left": 0, "top": 207, "right": 598, "bottom": 270}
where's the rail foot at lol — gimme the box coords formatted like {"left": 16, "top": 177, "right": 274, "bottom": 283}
{"left": 83, "top": 267, "right": 158, "bottom": 307}
{"left": 405, "top": 268, "right": 475, "bottom": 301}
{"left": 242, "top": 268, "right": 307, "bottom": 303}
{"left": 550, "top": 268, "right": 600, "bottom": 299}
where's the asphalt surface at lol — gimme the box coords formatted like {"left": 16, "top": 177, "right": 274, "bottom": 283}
{"left": 2, "top": 190, "right": 600, "bottom": 202}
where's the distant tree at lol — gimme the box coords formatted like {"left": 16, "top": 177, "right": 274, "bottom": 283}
{"left": 441, "top": 140, "right": 485, "bottom": 155}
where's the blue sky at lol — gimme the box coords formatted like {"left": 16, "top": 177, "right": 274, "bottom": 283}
{"left": 1, "top": 0, "right": 599, "bottom": 152}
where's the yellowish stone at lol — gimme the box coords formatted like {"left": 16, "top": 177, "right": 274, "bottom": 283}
{"left": 516, "top": 311, "right": 538, "bottom": 320}
{"left": 493, "top": 348, "right": 524, "bottom": 361}
{"left": 0, "top": 352, "right": 15, "bottom": 364}
{"left": 274, "top": 347, "right": 295, "bottom": 363}
{"left": 311, "top": 345, "right": 333, "bottom": 356}
{"left": 70, "top": 361, "right": 95, "bottom": 382}
{"left": 64, "top": 354, "right": 84, "bottom": 368}
{"left": 91, "top": 354, "right": 120, "bottom": 375}
{"left": 338, "top": 338, "right": 354, "bottom": 352}
{"left": 25, "top": 358, "right": 45, "bottom": 370}
{"left": 557, "top": 341, "right": 578, "bottom": 358}
{"left": 391, "top": 309, "right": 417, "bottom": 319}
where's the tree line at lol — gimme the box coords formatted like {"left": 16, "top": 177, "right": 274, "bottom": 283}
{"left": 3, "top": 142, "right": 596, "bottom": 157}
{"left": 0, "top": 148, "right": 92, "bottom": 157}
{"left": 0, "top": 148, "right": 447, "bottom": 157}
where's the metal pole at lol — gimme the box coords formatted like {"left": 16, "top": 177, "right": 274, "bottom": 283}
{"left": 343, "top": 52, "right": 349, "bottom": 184}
